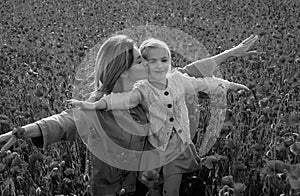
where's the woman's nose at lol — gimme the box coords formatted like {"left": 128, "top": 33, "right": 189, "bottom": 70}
{"left": 141, "top": 58, "right": 148, "bottom": 67}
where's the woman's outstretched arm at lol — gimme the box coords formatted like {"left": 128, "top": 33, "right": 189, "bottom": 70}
{"left": 0, "top": 109, "right": 79, "bottom": 153}
{"left": 0, "top": 123, "right": 41, "bottom": 153}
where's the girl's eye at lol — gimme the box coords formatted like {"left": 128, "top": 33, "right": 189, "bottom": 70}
{"left": 162, "top": 59, "right": 168, "bottom": 63}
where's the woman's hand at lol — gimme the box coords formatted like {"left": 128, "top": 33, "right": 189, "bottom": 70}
{"left": 0, "top": 130, "right": 17, "bottom": 153}
{"left": 227, "top": 35, "right": 258, "bottom": 57}
{"left": 229, "top": 82, "right": 250, "bottom": 91}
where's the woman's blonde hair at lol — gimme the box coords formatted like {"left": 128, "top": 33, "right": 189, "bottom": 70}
{"left": 139, "top": 38, "right": 171, "bottom": 60}
{"left": 94, "top": 35, "right": 135, "bottom": 95}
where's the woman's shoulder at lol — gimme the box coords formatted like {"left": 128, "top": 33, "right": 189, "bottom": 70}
{"left": 134, "top": 79, "right": 148, "bottom": 85}
{"left": 133, "top": 79, "right": 151, "bottom": 92}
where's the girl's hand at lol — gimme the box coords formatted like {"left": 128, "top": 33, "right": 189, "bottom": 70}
{"left": 66, "top": 99, "right": 84, "bottom": 108}
{"left": 228, "top": 35, "right": 258, "bottom": 57}
{"left": 66, "top": 99, "right": 100, "bottom": 110}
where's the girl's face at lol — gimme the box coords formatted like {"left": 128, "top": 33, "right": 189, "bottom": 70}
{"left": 146, "top": 47, "right": 171, "bottom": 83}
{"left": 126, "top": 47, "right": 149, "bottom": 82}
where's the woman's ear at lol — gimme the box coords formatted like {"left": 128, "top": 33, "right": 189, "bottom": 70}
{"left": 120, "top": 70, "right": 128, "bottom": 78}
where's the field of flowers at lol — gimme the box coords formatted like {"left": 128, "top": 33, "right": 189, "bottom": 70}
{"left": 0, "top": 0, "right": 299, "bottom": 195}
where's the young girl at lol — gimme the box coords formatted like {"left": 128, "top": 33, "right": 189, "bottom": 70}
{"left": 68, "top": 38, "right": 249, "bottom": 196}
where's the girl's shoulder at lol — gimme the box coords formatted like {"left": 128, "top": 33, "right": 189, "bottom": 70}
{"left": 168, "top": 69, "right": 188, "bottom": 81}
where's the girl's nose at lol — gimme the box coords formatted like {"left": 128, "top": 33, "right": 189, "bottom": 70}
{"left": 157, "top": 62, "right": 164, "bottom": 68}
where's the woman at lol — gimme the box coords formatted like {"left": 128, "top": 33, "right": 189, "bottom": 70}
{"left": 0, "top": 34, "right": 257, "bottom": 196}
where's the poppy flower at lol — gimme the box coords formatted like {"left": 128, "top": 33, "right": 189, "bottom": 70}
{"left": 35, "top": 89, "right": 43, "bottom": 97}
{"left": 266, "top": 160, "right": 291, "bottom": 174}
{"left": 225, "top": 138, "right": 235, "bottom": 149}
{"left": 203, "top": 154, "right": 228, "bottom": 169}
{"left": 64, "top": 168, "right": 74, "bottom": 177}
{"left": 0, "top": 163, "right": 6, "bottom": 173}
{"left": 222, "top": 175, "right": 234, "bottom": 186}
{"left": 290, "top": 142, "right": 300, "bottom": 156}
{"left": 234, "top": 183, "right": 247, "bottom": 193}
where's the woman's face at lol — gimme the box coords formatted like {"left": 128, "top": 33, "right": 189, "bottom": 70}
{"left": 126, "top": 47, "right": 149, "bottom": 82}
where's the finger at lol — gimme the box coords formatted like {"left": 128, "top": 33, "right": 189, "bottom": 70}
{"left": 244, "top": 35, "right": 258, "bottom": 45}
{"left": 0, "top": 131, "right": 13, "bottom": 143}
{"left": 1, "top": 136, "right": 17, "bottom": 153}
{"left": 239, "top": 84, "right": 250, "bottom": 91}
{"left": 242, "top": 34, "right": 255, "bottom": 44}
{"left": 243, "top": 35, "right": 258, "bottom": 45}
{"left": 66, "top": 99, "right": 77, "bottom": 102}
{"left": 235, "top": 83, "right": 249, "bottom": 90}
{"left": 230, "top": 83, "right": 249, "bottom": 91}
{"left": 245, "top": 50, "right": 258, "bottom": 55}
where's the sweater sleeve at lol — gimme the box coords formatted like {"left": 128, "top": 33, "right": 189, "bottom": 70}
{"left": 32, "top": 109, "right": 79, "bottom": 149}
{"left": 176, "top": 71, "right": 231, "bottom": 95}
{"left": 102, "top": 88, "right": 142, "bottom": 111}
{"left": 177, "top": 58, "right": 216, "bottom": 78}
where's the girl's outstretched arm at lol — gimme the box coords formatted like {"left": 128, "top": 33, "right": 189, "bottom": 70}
{"left": 66, "top": 99, "right": 107, "bottom": 110}
{"left": 178, "top": 72, "right": 249, "bottom": 95}
{"left": 103, "top": 89, "right": 142, "bottom": 110}
{"left": 211, "top": 34, "right": 258, "bottom": 65}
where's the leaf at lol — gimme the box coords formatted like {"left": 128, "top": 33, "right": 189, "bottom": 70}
{"left": 283, "top": 138, "right": 294, "bottom": 147}
{"left": 10, "top": 166, "right": 21, "bottom": 174}
{"left": 288, "top": 164, "right": 300, "bottom": 190}
{"left": 49, "top": 161, "right": 60, "bottom": 169}
{"left": 0, "top": 163, "right": 6, "bottom": 173}
{"left": 43, "top": 66, "right": 52, "bottom": 71}
{"left": 11, "top": 155, "right": 22, "bottom": 167}
{"left": 251, "top": 143, "right": 264, "bottom": 151}
{"left": 0, "top": 119, "right": 9, "bottom": 125}
{"left": 2, "top": 178, "right": 15, "bottom": 196}
{"left": 0, "top": 114, "right": 9, "bottom": 120}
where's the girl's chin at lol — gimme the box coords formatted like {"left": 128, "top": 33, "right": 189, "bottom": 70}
{"left": 148, "top": 77, "right": 167, "bottom": 83}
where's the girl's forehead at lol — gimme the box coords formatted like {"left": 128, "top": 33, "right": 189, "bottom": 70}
{"left": 146, "top": 47, "right": 169, "bottom": 58}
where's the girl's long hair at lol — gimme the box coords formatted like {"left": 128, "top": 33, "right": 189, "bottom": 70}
{"left": 94, "top": 35, "right": 135, "bottom": 97}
